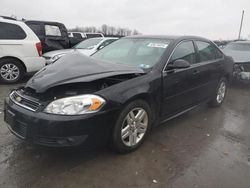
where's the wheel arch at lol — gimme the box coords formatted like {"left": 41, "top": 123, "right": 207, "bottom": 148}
{"left": 0, "top": 56, "right": 27, "bottom": 73}
{"left": 122, "top": 93, "right": 158, "bottom": 125}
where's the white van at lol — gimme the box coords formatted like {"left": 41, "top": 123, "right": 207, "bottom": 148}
{"left": 0, "top": 17, "right": 45, "bottom": 83}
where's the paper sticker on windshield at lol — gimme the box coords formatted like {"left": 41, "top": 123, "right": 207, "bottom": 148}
{"left": 147, "top": 43, "right": 168, "bottom": 48}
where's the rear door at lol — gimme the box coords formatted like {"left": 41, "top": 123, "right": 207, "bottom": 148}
{"left": 0, "top": 21, "right": 27, "bottom": 57}
{"left": 193, "top": 40, "right": 224, "bottom": 101}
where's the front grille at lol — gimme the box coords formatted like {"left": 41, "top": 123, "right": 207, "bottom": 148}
{"left": 10, "top": 90, "right": 41, "bottom": 112}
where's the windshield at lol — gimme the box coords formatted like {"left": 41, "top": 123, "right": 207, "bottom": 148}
{"left": 92, "top": 38, "right": 171, "bottom": 68}
{"left": 74, "top": 38, "right": 103, "bottom": 49}
{"left": 224, "top": 43, "right": 250, "bottom": 51}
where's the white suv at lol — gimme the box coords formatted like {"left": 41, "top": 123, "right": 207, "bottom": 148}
{"left": 0, "top": 17, "right": 45, "bottom": 83}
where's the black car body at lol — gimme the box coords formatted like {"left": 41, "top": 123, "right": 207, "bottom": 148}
{"left": 4, "top": 35, "right": 233, "bottom": 152}
{"left": 25, "top": 20, "right": 70, "bottom": 53}
{"left": 223, "top": 41, "right": 250, "bottom": 83}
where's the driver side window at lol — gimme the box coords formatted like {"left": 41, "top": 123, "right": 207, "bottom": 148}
{"left": 170, "top": 41, "right": 196, "bottom": 64}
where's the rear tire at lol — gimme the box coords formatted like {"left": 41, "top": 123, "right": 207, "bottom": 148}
{"left": 208, "top": 77, "right": 227, "bottom": 107}
{"left": 111, "top": 100, "right": 152, "bottom": 153}
{"left": 0, "top": 58, "right": 25, "bottom": 83}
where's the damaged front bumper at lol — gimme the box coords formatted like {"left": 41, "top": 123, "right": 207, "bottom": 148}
{"left": 4, "top": 96, "right": 118, "bottom": 148}
{"left": 233, "top": 63, "right": 250, "bottom": 83}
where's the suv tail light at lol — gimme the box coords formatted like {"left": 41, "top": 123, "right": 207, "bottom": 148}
{"left": 35, "top": 42, "right": 42, "bottom": 56}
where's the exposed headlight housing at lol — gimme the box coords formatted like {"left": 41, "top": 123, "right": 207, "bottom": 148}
{"left": 44, "top": 94, "right": 105, "bottom": 115}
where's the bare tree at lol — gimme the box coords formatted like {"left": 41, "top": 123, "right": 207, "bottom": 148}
{"left": 101, "top": 24, "right": 108, "bottom": 35}
{"left": 132, "top": 29, "right": 140, "bottom": 35}
{"left": 68, "top": 24, "right": 141, "bottom": 36}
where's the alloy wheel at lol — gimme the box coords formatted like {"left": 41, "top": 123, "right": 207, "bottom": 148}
{"left": 216, "top": 81, "right": 226, "bottom": 104}
{"left": 121, "top": 108, "right": 148, "bottom": 147}
{"left": 0, "top": 63, "right": 20, "bottom": 81}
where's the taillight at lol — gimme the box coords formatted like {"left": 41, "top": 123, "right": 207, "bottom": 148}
{"left": 35, "top": 42, "right": 42, "bottom": 56}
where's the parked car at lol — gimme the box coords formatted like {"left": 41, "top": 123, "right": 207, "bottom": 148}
{"left": 4, "top": 35, "right": 232, "bottom": 153}
{"left": 68, "top": 32, "right": 104, "bottom": 38}
{"left": 213, "top": 40, "right": 229, "bottom": 49}
{"left": 43, "top": 37, "right": 118, "bottom": 65}
{"left": 223, "top": 41, "right": 250, "bottom": 82}
{"left": 0, "top": 17, "right": 45, "bottom": 83}
{"left": 68, "top": 32, "right": 105, "bottom": 47}
{"left": 25, "top": 20, "right": 70, "bottom": 53}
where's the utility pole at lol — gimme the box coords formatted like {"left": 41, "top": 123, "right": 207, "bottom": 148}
{"left": 238, "top": 10, "right": 245, "bottom": 40}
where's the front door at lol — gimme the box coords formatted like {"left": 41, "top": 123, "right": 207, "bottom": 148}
{"left": 161, "top": 40, "right": 201, "bottom": 117}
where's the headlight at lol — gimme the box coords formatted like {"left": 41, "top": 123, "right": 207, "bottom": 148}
{"left": 44, "top": 94, "right": 105, "bottom": 115}
{"left": 51, "top": 53, "right": 66, "bottom": 62}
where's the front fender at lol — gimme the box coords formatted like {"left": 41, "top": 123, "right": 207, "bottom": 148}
{"left": 97, "top": 72, "right": 162, "bottom": 122}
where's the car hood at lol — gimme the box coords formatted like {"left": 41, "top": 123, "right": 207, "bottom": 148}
{"left": 26, "top": 53, "right": 144, "bottom": 93}
{"left": 78, "top": 49, "right": 96, "bottom": 56}
{"left": 223, "top": 49, "right": 250, "bottom": 63}
{"left": 42, "top": 49, "right": 75, "bottom": 58}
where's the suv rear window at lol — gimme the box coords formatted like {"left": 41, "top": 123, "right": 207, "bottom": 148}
{"left": 27, "top": 24, "right": 43, "bottom": 36}
{"left": 0, "top": 22, "right": 26, "bottom": 40}
{"left": 45, "top": 25, "right": 62, "bottom": 36}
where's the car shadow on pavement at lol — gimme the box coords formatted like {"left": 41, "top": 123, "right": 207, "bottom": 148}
{"left": 0, "top": 75, "right": 31, "bottom": 85}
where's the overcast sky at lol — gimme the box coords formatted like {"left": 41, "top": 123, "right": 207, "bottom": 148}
{"left": 1, "top": 0, "right": 250, "bottom": 40}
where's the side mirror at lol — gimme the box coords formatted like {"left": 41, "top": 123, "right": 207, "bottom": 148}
{"left": 167, "top": 59, "right": 191, "bottom": 69}
{"left": 98, "top": 45, "right": 105, "bottom": 50}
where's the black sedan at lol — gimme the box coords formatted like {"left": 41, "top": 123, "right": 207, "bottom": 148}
{"left": 4, "top": 35, "right": 233, "bottom": 153}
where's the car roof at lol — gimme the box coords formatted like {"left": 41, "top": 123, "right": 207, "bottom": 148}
{"left": 0, "top": 16, "right": 23, "bottom": 24}
{"left": 125, "top": 35, "right": 210, "bottom": 41}
{"left": 230, "top": 40, "right": 250, "bottom": 44}
{"left": 0, "top": 16, "right": 16, "bottom": 20}
{"left": 86, "top": 37, "right": 118, "bottom": 40}
{"left": 84, "top": 32, "right": 103, "bottom": 34}
{"left": 102, "top": 37, "right": 119, "bottom": 39}
{"left": 25, "top": 20, "right": 65, "bottom": 26}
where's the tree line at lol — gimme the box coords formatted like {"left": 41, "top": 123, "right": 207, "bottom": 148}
{"left": 68, "top": 24, "right": 141, "bottom": 36}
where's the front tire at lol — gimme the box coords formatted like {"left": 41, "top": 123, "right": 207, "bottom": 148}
{"left": 208, "top": 77, "right": 227, "bottom": 107}
{"left": 111, "top": 100, "right": 152, "bottom": 153}
{"left": 0, "top": 58, "right": 25, "bottom": 83}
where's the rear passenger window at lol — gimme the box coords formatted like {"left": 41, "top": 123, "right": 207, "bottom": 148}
{"left": 0, "top": 22, "right": 26, "bottom": 40}
{"left": 45, "top": 25, "right": 62, "bottom": 36}
{"left": 170, "top": 41, "right": 196, "bottom": 64}
{"left": 196, "top": 41, "right": 217, "bottom": 62}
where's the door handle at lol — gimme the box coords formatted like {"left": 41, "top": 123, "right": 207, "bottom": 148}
{"left": 192, "top": 70, "right": 200, "bottom": 75}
